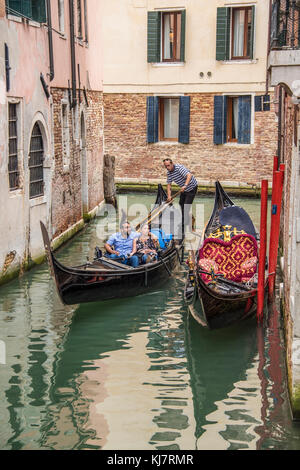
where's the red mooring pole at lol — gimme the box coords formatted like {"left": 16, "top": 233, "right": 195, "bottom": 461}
{"left": 268, "top": 165, "right": 285, "bottom": 299}
{"left": 257, "top": 180, "right": 268, "bottom": 323}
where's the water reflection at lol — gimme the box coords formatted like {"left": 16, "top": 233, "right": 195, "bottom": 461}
{"left": 0, "top": 193, "right": 300, "bottom": 450}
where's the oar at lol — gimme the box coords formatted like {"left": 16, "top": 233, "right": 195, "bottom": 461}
{"left": 135, "top": 190, "right": 181, "bottom": 231}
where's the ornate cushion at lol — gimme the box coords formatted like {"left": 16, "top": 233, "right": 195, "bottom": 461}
{"left": 198, "top": 234, "right": 258, "bottom": 284}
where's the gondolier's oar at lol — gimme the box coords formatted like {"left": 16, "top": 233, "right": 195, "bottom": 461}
{"left": 135, "top": 190, "right": 181, "bottom": 231}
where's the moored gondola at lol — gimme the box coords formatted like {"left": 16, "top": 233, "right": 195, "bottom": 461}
{"left": 184, "top": 181, "right": 266, "bottom": 329}
{"left": 41, "top": 185, "right": 183, "bottom": 305}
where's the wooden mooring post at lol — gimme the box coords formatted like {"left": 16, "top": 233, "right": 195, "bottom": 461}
{"left": 103, "top": 154, "right": 117, "bottom": 208}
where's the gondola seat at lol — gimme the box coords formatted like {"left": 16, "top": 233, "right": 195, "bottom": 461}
{"left": 198, "top": 233, "right": 258, "bottom": 284}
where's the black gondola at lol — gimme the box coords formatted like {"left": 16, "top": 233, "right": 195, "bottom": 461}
{"left": 41, "top": 185, "right": 183, "bottom": 305}
{"left": 184, "top": 181, "right": 266, "bottom": 329}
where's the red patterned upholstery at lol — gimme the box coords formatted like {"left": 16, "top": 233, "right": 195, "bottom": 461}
{"left": 198, "top": 234, "right": 258, "bottom": 284}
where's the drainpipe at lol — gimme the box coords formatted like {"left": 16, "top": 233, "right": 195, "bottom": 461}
{"left": 69, "top": 0, "right": 77, "bottom": 108}
{"left": 46, "top": 0, "right": 54, "bottom": 81}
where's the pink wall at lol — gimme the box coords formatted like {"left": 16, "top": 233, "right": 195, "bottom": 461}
{"left": 51, "top": 0, "right": 103, "bottom": 91}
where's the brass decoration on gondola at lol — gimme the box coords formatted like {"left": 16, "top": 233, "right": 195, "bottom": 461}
{"left": 207, "top": 225, "right": 246, "bottom": 242}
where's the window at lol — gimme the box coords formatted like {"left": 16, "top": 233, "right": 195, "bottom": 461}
{"left": 226, "top": 97, "right": 239, "bottom": 142}
{"left": 147, "top": 10, "right": 186, "bottom": 63}
{"left": 214, "top": 95, "right": 252, "bottom": 145}
{"left": 232, "top": 7, "right": 253, "bottom": 59}
{"left": 83, "top": 0, "right": 88, "bottom": 43}
{"left": 58, "top": 0, "right": 64, "bottom": 33}
{"left": 8, "top": 103, "right": 19, "bottom": 190}
{"left": 62, "top": 102, "right": 70, "bottom": 169}
{"left": 77, "top": 0, "right": 82, "bottom": 39}
{"left": 6, "top": 0, "right": 47, "bottom": 23}
{"left": 160, "top": 98, "right": 179, "bottom": 141}
{"left": 162, "top": 12, "right": 182, "bottom": 62}
{"left": 216, "top": 6, "right": 255, "bottom": 61}
{"left": 147, "top": 96, "right": 190, "bottom": 144}
{"left": 29, "top": 122, "right": 44, "bottom": 199}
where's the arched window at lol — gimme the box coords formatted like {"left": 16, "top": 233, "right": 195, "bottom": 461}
{"left": 29, "top": 122, "right": 44, "bottom": 199}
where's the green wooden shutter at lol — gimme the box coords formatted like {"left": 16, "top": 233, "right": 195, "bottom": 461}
{"left": 7, "top": 0, "right": 22, "bottom": 16}
{"left": 22, "top": 0, "right": 32, "bottom": 18}
{"left": 147, "top": 11, "right": 161, "bottom": 63}
{"left": 238, "top": 96, "right": 251, "bottom": 144}
{"left": 147, "top": 96, "right": 159, "bottom": 143}
{"left": 213, "top": 96, "right": 227, "bottom": 144}
{"left": 32, "top": 0, "right": 47, "bottom": 23}
{"left": 255, "top": 95, "right": 262, "bottom": 112}
{"left": 216, "top": 7, "right": 230, "bottom": 61}
{"left": 178, "top": 96, "right": 190, "bottom": 144}
{"left": 180, "top": 10, "right": 186, "bottom": 62}
{"left": 249, "top": 6, "right": 255, "bottom": 59}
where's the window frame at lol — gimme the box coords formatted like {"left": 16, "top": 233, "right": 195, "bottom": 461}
{"left": 77, "top": 0, "right": 83, "bottom": 39}
{"left": 58, "top": 0, "right": 65, "bottom": 34}
{"left": 214, "top": 94, "right": 253, "bottom": 145}
{"left": 29, "top": 122, "right": 44, "bottom": 199}
{"left": 231, "top": 6, "right": 253, "bottom": 60}
{"left": 8, "top": 102, "right": 20, "bottom": 191}
{"left": 226, "top": 97, "right": 238, "bottom": 143}
{"left": 161, "top": 11, "right": 182, "bottom": 63}
{"left": 61, "top": 100, "right": 70, "bottom": 171}
{"left": 159, "top": 97, "right": 180, "bottom": 141}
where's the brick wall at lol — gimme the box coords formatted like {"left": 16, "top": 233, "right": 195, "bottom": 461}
{"left": 51, "top": 88, "right": 104, "bottom": 238}
{"left": 0, "top": 0, "right": 5, "bottom": 17}
{"left": 103, "top": 93, "right": 277, "bottom": 186}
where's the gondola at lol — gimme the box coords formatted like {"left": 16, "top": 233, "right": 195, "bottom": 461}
{"left": 41, "top": 185, "right": 184, "bottom": 305}
{"left": 184, "top": 181, "right": 265, "bottom": 329}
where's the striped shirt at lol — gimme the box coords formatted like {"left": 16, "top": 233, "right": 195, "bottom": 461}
{"left": 166, "top": 164, "right": 198, "bottom": 192}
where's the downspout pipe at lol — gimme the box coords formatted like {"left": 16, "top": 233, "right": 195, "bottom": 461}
{"left": 69, "top": 0, "right": 77, "bottom": 108}
{"left": 46, "top": 0, "right": 54, "bottom": 81}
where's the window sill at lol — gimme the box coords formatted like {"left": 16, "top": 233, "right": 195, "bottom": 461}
{"left": 219, "top": 59, "right": 258, "bottom": 65}
{"left": 9, "top": 188, "right": 23, "bottom": 198}
{"left": 7, "top": 14, "right": 41, "bottom": 28}
{"left": 222, "top": 142, "right": 254, "bottom": 147}
{"left": 30, "top": 195, "right": 47, "bottom": 207}
{"left": 151, "top": 62, "right": 185, "bottom": 67}
{"left": 155, "top": 141, "right": 180, "bottom": 145}
{"left": 7, "top": 14, "right": 22, "bottom": 23}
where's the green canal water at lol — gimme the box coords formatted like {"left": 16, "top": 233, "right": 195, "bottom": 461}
{"left": 1, "top": 193, "right": 300, "bottom": 450}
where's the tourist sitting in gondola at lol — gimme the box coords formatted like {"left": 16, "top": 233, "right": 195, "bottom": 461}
{"left": 104, "top": 220, "right": 140, "bottom": 267}
{"left": 132, "top": 224, "right": 159, "bottom": 264}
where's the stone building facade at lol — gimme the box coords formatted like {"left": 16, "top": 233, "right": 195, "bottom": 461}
{"left": 0, "top": 0, "right": 104, "bottom": 285}
{"left": 268, "top": 0, "right": 300, "bottom": 418}
{"left": 102, "top": 0, "right": 278, "bottom": 189}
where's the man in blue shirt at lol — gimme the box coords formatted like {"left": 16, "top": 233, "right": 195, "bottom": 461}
{"left": 104, "top": 221, "right": 140, "bottom": 267}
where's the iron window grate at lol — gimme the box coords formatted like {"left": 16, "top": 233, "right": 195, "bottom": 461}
{"left": 29, "top": 123, "right": 44, "bottom": 199}
{"left": 8, "top": 103, "right": 19, "bottom": 190}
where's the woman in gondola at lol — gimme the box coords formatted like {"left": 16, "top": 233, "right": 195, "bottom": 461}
{"left": 131, "top": 224, "right": 159, "bottom": 264}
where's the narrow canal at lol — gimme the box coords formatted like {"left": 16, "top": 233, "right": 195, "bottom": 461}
{"left": 1, "top": 193, "right": 300, "bottom": 450}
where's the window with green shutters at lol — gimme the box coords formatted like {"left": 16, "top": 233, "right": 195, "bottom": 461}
{"left": 6, "top": 0, "right": 47, "bottom": 23}
{"left": 147, "top": 10, "right": 186, "bottom": 63}
{"left": 216, "top": 6, "right": 255, "bottom": 61}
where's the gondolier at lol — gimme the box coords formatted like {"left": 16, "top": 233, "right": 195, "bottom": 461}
{"left": 163, "top": 159, "right": 198, "bottom": 237}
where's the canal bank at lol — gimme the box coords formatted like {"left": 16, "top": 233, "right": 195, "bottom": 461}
{"left": 116, "top": 180, "right": 273, "bottom": 198}
{"left": 0, "top": 202, "right": 105, "bottom": 288}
